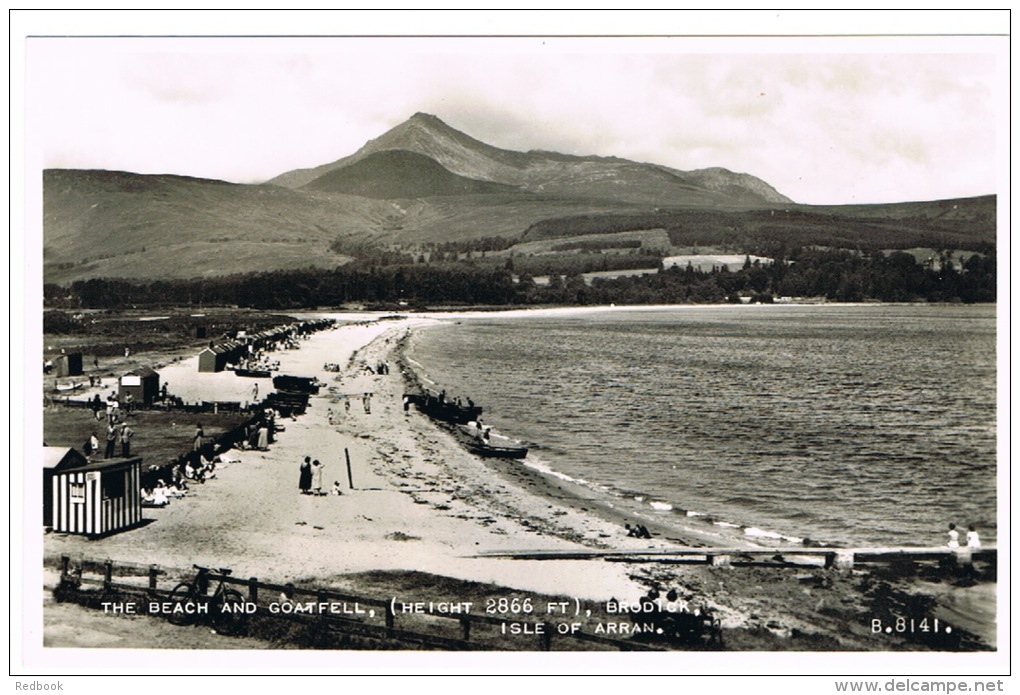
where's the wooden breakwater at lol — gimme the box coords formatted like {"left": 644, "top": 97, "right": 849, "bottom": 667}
{"left": 52, "top": 556, "right": 668, "bottom": 652}
{"left": 475, "top": 546, "right": 998, "bottom": 571}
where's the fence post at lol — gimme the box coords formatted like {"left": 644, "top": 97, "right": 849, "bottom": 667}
{"left": 385, "top": 602, "right": 395, "bottom": 638}
{"left": 103, "top": 559, "right": 114, "bottom": 591}
{"left": 148, "top": 565, "right": 160, "bottom": 591}
{"left": 61, "top": 555, "right": 70, "bottom": 581}
{"left": 248, "top": 577, "right": 259, "bottom": 603}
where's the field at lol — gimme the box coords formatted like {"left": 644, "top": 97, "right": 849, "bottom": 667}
{"left": 44, "top": 406, "right": 250, "bottom": 472}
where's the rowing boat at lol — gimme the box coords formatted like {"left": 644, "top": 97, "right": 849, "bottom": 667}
{"left": 466, "top": 440, "right": 529, "bottom": 459}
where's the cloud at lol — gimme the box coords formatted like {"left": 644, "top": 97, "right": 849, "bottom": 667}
{"left": 28, "top": 39, "right": 1002, "bottom": 204}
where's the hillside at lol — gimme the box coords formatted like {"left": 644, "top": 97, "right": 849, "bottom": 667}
{"left": 43, "top": 114, "right": 994, "bottom": 285}
{"left": 42, "top": 169, "right": 395, "bottom": 282}
{"left": 519, "top": 196, "right": 997, "bottom": 253}
{"left": 301, "top": 150, "right": 521, "bottom": 198}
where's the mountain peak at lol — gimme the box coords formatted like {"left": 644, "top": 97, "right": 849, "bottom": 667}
{"left": 267, "top": 112, "right": 793, "bottom": 205}
{"left": 408, "top": 111, "right": 443, "bottom": 124}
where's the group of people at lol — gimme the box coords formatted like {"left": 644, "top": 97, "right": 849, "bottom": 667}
{"left": 364, "top": 362, "right": 390, "bottom": 375}
{"left": 298, "top": 456, "right": 327, "bottom": 495}
{"left": 83, "top": 421, "right": 134, "bottom": 460}
{"left": 184, "top": 451, "right": 218, "bottom": 482}
{"left": 328, "top": 394, "right": 372, "bottom": 423}
{"left": 607, "top": 586, "right": 718, "bottom": 646}
{"left": 141, "top": 478, "right": 188, "bottom": 507}
{"left": 142, "top": 444, "right": 235, "bottom": 508}
{"left": 625, "top": 523, "right": 653, "bottom": 539}
{"left": 947, "top": 523, "right": 981, "bottom": 548}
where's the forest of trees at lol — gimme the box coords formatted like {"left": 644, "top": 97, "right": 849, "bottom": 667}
{"left": 43, "top": 248, "right": 995, "bottom": 310}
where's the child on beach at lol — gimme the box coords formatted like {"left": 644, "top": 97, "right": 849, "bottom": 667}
{"left": 331, "top": 481, "right": 344, "bottom": 496}
{"left": 947, "top": 523, "right": 960, "bottom": 548}
{"left": 966, "top": 525, "right": 981, "bottom": 548}
{"left": 312, "top": 460, "right": 325, "bottom": 494}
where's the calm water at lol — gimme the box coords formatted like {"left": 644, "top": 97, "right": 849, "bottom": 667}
{"left": 408, "top": 305, "right": 998, "bottom": 547}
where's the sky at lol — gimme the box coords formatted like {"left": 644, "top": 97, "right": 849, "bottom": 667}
{"left": 22, "top": 17, "right": 1008, "bottom": 206}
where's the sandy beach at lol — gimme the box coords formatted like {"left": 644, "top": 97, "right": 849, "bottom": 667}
{"left": 43, "top": 318, "right": 677, "bottom": 599}
{"left": 40, "top": 314, "right": 999, "bottom": 653}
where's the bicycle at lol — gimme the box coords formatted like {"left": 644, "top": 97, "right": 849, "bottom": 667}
{"left": 164, "top": 565, "right": 248, "bottom": 636}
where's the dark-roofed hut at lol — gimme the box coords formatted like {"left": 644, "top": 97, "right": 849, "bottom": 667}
{"left": 54, "top": 352, "right": 83, "bottom": 377}
{"left": 119, "top": 367, "right": 160, "bottom": 405}
{"left": 43, "top": 447, "right": 142, "bottom": 536}
{"left": 197, "top": 341, "right": 243, "bottom": 373}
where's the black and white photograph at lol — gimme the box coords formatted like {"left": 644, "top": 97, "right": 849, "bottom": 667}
{"left": 13, "top": 10, "right": 1009, "bottom": 688}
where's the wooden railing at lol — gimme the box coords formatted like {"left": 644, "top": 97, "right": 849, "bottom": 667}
{"left": 54, "top": 556, "right": 666, "bottom": 652}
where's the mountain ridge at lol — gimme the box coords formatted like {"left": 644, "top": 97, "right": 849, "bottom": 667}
{"left": 268, "top": 112, "right": 794, "bottom": 206}
{"left": 42, "top": 113, "right": 995, "bottom": 284}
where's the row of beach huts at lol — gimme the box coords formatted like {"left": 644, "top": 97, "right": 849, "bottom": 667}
{"left": 43, "top": 318, "right": 335, "bottom": 538}
{"left": 197, "top": 319, "right": 333, "bottom": 373}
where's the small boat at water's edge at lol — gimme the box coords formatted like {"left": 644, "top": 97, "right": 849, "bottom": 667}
{"left": 466, "top": 440, "right": 529, "bottom": 459}
{"left": 404, "top": 392, "right": 482, "bottom": 425}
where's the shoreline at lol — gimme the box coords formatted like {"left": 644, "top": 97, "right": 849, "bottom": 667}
{"left": 39, "top": 314, "right": 997, "bottom": 651}
{"left": 392, "top": 323, "right": 765, "bottom": 552}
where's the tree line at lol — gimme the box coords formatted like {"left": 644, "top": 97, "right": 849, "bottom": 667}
{"left": 43, "top": 248, "right": 995, "bottom": 310}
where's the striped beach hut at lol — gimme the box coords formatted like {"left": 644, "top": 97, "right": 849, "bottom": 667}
{"left": 43, "top": 446, "right": 142, "bottom": 537}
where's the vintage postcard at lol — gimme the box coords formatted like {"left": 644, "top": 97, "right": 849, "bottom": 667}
{"left": 13, "top": 10, "right": 1009, "bottom": 686}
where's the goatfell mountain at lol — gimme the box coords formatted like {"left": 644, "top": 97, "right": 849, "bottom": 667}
{"left": 43, "top": 113, "right": 994, "bottom": 283}
{"left": 268, "top": 112, "right": 793, "bottom": 206}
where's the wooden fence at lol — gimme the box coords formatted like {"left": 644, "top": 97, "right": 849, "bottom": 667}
{"left": 54, "top": 556, "right": 668, "bottom": 652}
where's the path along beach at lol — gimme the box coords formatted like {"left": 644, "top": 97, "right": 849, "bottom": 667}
{"left": 43, "top": 316, "right": 698, "bottom": 601}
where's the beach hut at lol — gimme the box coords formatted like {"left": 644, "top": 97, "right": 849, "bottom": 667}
{"left": 119, "top": 367, "right": 160, "bottom": 406}
{"left": 197, "top": 346, "right": 218, "bottom": 372}
{"left": 53, "top": 352, "right": 83, "bottom": 377}
{"left": 43, "top": 446, "right": 142, "bottom": 536}
{"left": 197, "top": 341, "right": 242, "bottom": 372}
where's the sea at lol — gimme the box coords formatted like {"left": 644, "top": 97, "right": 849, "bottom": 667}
{"left": 406, "top": 304, "right": 998, "bottom": 548}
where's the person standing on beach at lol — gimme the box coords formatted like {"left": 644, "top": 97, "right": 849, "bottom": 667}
{"left": 312, "top": 459, "right": 325, "bottom": 495}
{"left": 345, "top": 398, "right": 351, "bottom": 415}
{"left": 120, "top": 423, "right": 134, "bottom": 457}
{"left": 194, "top": 423, "right": 205, "bottom": 452}
{"left": 252, "top": 383, "right": 259, "bottom": 402}
{"left": 363, "top": 393, "right": 371, "bottom": 414}
{"left": 947, "top": 523, "right": 960, "bottom": 548}
{"left": 299, "top": 456, "right": 312, "bottom": 494}
{"left": 105, "top": 423, "right": 118, "bottom": 459}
